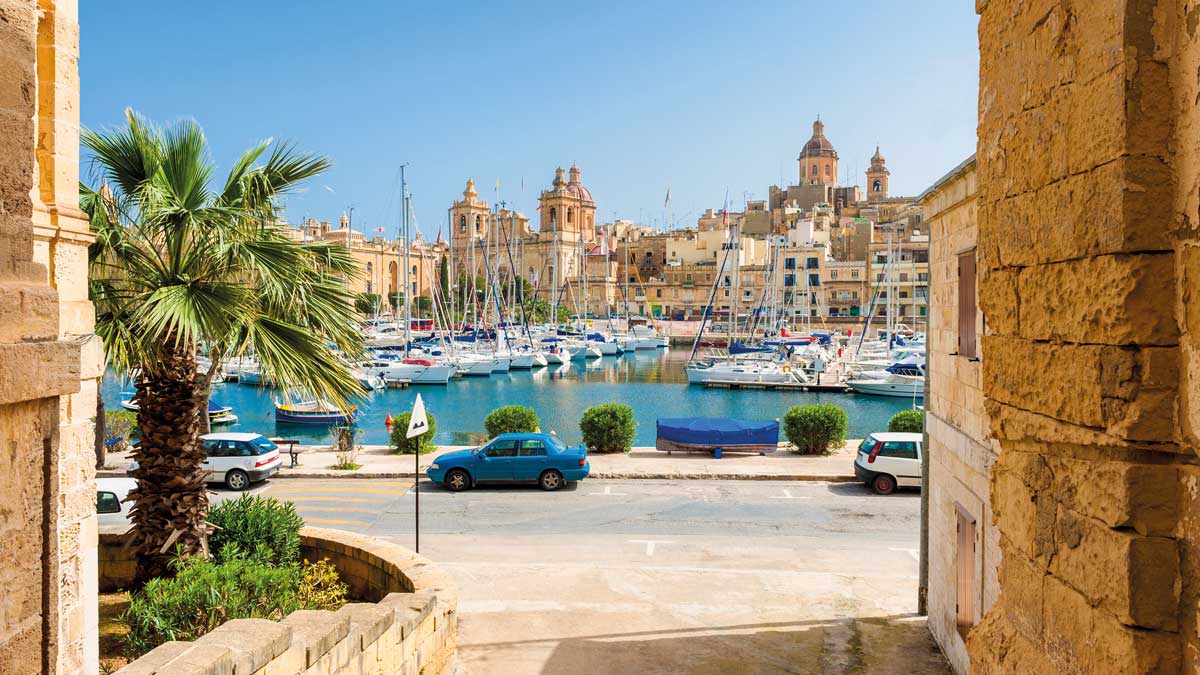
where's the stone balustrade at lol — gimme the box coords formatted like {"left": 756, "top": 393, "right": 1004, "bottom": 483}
{"left": 102, "top": 526, "right": 458, "bottom": 674}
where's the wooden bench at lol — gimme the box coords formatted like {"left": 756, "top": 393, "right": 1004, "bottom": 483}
{"left": 271, "top": 438, "right": 303, "bottom": 467}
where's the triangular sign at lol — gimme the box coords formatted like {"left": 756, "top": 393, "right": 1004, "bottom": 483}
{"left": 406, "top": 394, "right": 428, "bottom": 439}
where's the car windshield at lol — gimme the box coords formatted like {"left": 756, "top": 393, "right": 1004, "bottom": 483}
{"left": 251, "top": 437, "right": 277, "bottom": 454}
{"left": 546, "top": 436, "right": 566, "bottom": 453}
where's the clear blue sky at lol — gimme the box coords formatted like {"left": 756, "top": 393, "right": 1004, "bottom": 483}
{"left": 79, "top": 1, "right": 979, "bottom": 239}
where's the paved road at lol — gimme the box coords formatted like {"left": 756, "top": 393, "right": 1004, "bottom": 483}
{"left": 231, "top": 478, "right": 949, "bottom": 675}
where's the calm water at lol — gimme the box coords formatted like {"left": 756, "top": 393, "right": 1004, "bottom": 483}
{"left": 102, "top": 350, "right": 911, "bottom": 447}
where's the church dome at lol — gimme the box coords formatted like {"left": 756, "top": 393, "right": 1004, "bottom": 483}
{"left": 565, "top": 163, "right": 593, "bottom": 202}
{"left": 799, "top": 119, "right": 837, "bottom": 158}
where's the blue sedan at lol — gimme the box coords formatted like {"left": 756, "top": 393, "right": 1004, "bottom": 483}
{"left": 426, "top": 432, "right": 590, "bottom": 491}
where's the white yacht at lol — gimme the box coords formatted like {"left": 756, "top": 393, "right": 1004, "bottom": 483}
{"left": 367, "top": 357, "right": 455, "bottom": 385}
{"left": 685, "top": 359, "right": 802, "bottom": 385}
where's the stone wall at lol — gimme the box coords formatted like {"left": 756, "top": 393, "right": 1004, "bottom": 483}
{"left": 968, "top": 1, "right": 1200, "bottom": 672}
{"left": 109, "top": 527, "right": 459, "bottom": 675}
{"left": 919, "top": 156, "right": 1000, "bottom": 675}
{"left": 0, "top": 1, "right": 97, "bottom": 674}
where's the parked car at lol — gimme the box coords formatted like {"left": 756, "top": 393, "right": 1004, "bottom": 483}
{"left": 853, "top": 432, "right": 923, "bottom": 495}
{"left": 126, "top": 432, "right": 282, "bottom": 491}
{"left": 97, "top": 477, "right": 137, "bottom": 527}
{"left": 427, "top": 432, "right": 589, "bottom": 491}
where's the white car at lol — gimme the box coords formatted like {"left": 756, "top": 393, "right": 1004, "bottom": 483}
{"left": 97, "top": 477, "right": 137, "bottom": 527}
{"left": 853, "top": 432, "right": 922, "bottom": 495}
{"left": 125, "top": 432, "right": 283, "bottom": 491}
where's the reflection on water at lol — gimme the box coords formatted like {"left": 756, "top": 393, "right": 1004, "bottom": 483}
{"left": 102, "top": 349, "right": 911, "bottom": 447}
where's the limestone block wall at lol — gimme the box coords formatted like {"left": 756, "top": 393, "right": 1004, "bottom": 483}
{"left": 919, "top": 157, "right": 1000, "bottom": 675}
{"left": 0, "top": 1, "right": 95, "bottom": 674}
{"left": 969, "top": 1, "right": 1200, "bottom": 672}
{"left": 110, "top": 527, "right": 459, "bottom": 675}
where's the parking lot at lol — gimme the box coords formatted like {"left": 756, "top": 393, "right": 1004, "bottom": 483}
{"left": 232, "top": 478, "right": 948, "bottom": 675}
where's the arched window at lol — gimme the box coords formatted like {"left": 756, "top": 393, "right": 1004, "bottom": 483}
{"left": 475, "top": 215, "right": 482, "bottom": 233}
{"left": 873, "top": 180, "right": 882, "bottom": 192}
{"left": 825, "top": 164, "right": 831, "bottom": 176}
{"left": 811, "top": 165, "right": 818, "bottom": 176}
{"left": 459, "top": 215, "right": 466, "bottom": 232}
{"left": 567, "top": 208, "right": 574, "bottom": 224}
{"left": 549, "top": 207, "right": 557, "bottom": 226}
{"left": 366, "top": 262, "right": 373, "bottom": 276}
{"left": 412, "top": 265, "right": 417, "bottom": 275}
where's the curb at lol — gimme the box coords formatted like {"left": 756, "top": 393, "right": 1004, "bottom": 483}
{"left": 98, "top": 470, "right": 857, "bottom": 482}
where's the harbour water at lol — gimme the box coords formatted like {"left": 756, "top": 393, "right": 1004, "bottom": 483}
{"left": 102, "top": 349, "right": 914, "bottom": 447}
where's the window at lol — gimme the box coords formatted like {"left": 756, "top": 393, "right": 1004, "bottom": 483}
{"left": 956, "top": 505, "right": 978, "bottom": 635}
{"left": 830, "top": 270, "right": 838, "bottom": 279}
{"left": 655, "top": 289, "right": 662, "bottom": 298}
{"left": 784, "top": 257, "right": 796, "bottom": 270}
{"left": 873, "top": 180, "right": 882, "bottom": 192}
{"left": 484, "top": 440, "right": 518, "bottom": 457}
{"left": 900, "top": 291, "right": 909, "bottom": 299}
{"left": 784, "top": 274, "right": 795, "bottom": 287}
{"left": 899, "top": 273, "right": 909, "bottom": 282}
{"left": 806, "top": 257, "right": 819, "bottom": 270}
{"left": 811, "top": 165, "right": 818, "bottom": 176}
{"left": 879, "top": 441, "right": 918, "bottom": 459}
{"left": 412, "top": 265, "right": 417, "bottom": 275}
{"left": 97, "top": 491, "right": 121, "bottom": 514}
{"left": 549, "top": 207, "right": 557, "bottom": 225}
{"left": 808, "top": 273, "right": 820, "bottom": 287}
{"left": 743, "top": 290, "right": 752, "bottom": 298}
{"left": 518, "top": 440, "right": 547, "bottom": 457}
{"left": 825, "top": 165, "right": 831, "bottom": 176}
{"left": 918, "top": 272, "right": 929, "bottom": 282}
{"left": 475, "top": 215, "right": 482, "bottom": 233}
{"left": 958, "top": 250, "right": 978, "bottom": 359}
{"left": 459, "top": 215, "right": 466, "bottom": 232}
{"left": 851, "top": 270, "right": 859, "bottom": 279}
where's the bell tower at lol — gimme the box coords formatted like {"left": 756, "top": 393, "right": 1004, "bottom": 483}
{"left": 866, "top": 146, "right": 890, "bottom": 202}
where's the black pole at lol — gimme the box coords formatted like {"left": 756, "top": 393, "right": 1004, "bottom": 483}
{"left": 415, "top": 439, "right": 419, "bottom": 553}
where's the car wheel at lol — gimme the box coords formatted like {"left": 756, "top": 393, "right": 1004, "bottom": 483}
{"left": 225, "top": 469, "right": 250, "bottom": 491}
{"left": 872, "top": 474, "right": 896, "bottom": 495}
{"left": 445, "top": 469, "right": 471, "bottom": 492}
{"left": 539, "top": 470, "right": 564, "bottom": 491}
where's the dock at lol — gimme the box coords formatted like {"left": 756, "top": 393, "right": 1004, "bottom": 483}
{"left": 701, "top": 380, "right": 852, "bottom": 393}
{"left": 384, "top": 379, "right": 412, "bottom": 389}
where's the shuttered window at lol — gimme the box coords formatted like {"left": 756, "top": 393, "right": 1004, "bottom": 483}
{"left": 958, "top": 250, "right": 977, "bottom": 359}
{"left": 955, "top": 504, "right": 977, "bottom": 636}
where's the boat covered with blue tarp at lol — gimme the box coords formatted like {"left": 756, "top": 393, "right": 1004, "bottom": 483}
{"left": 656, "top": 417, "right": 779, "bottom": 455}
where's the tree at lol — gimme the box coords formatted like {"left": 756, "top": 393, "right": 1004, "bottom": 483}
{"left": 83, "top": 110, "right": 364, "bottom": 578}
{"left": 415, "top": 295, "right": 433, "bottom": 315}
{"left": 388, "top": 292, "right": 404, "bottom": 310}
{"left": 355, "top": 293, "right": 382, "bottom": 316}
{"left": 438, "top": 254, "right": 450, "bottom": 300}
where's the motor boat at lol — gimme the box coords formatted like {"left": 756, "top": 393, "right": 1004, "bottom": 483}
{"left": 366, "top": 356, "right": 456, "bottom": 385}
{"left": 274, "top": 399, "right": 357, "bottom": 425}
{"left": 685, "top": 359, "right": 802, "bottom": 385}
{"left": 846, "top": 373, "right": 925, "bottom": 398}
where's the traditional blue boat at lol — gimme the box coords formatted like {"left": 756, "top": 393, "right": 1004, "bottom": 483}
{"left": 274, "top": 400, "right": 357, "bottom": 425}
{"left": 656, "top": 417, "right": 779, "bottom": 455}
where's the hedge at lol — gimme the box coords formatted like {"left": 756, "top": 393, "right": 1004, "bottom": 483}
{"left": 782, "top": 403, "right": 848, "bottom": 455}
{"left": 485, "top": 405, "right": 539, "bottom": 438}
{"left": 887, "top": 409, "right": 925, "bottom": 434}
{"left": 579, "top": 403, "right": 636, "bottom": 453}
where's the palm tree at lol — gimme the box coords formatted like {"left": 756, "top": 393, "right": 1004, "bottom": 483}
{"left": 83, "top": 110, "right": 364, "bottom": 578}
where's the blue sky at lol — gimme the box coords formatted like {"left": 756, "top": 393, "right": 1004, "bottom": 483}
{"left": 79, "top": 1, "right": 979, "bottom": 239}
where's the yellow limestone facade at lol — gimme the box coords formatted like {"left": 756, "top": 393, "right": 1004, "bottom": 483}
{"left": 955, "top": 1, "right": 1200, "bottom": 672}
{"left": 0, "top": 1, "right": 100, "bottom": 673}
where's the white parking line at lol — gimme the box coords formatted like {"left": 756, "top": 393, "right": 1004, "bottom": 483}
{"left": 889, "top": 547, "right": 920, "bottom": 561}
{"left": 587, "top": 485, "right": 629, "bottom": 496}
{"left": 769, "top": 489, "right": 811, "bottom": 500}
{"left": 629, "top": 539, "right": 673, "bottom": 556}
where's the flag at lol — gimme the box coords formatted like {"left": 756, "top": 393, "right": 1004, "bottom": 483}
{"left": 435, "top": 227, "right": 442, "bottom": 244}
{"left": 721, "top": 189, "right": 730, "bottom": 225}
{"left": 663, "top": 187, "right": 671, "bottom": 209}
{"left": 376, "top": 226, "right": 384, "bottom": 234}
{"left": 495, "top": 178, "right": 500, "bottom": 191}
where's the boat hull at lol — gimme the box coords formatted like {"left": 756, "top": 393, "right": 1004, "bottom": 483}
{"left": 846, "top": 380, "right": 925, "bottom": 397}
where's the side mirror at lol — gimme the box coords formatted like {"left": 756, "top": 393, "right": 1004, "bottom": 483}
{"left": 477, "top": 452, "right": 488, "bottom": 460}
{"left": 97, "top": 491, "right": 121, "bottom": 515}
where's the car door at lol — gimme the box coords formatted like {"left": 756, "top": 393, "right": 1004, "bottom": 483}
{"left": 879, "top": 440, "right": 921, "bottom": 486}
{"left": 204, "top": 440, "right": 237, "bottom": 483}
{"left": 199, "top": 439, "right": 223, "bottom": 482}
{"left": 514, "top": 439, "right": 548, "bottom": 480}
{"left": 475, "top": 440, "right": 518, "bottom": 481}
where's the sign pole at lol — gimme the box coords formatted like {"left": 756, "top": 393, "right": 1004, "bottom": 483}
{"left": 405, "top": 393, "right": 429, "bottom": 553}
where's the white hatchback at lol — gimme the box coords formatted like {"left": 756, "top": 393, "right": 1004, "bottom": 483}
{"left": 200, "top": 433, "right": 283, "bottom": 490}
{"left": 853, "top": 432, "right": 923, "bottom": 495}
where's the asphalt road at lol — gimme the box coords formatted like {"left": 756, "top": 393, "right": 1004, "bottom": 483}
{"left": 230, "top": 478, "right": 948, "bottom": 675}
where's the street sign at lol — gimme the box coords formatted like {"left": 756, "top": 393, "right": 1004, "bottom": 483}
{"left": 406, "top": 394, "right": 428, "bottom": 438}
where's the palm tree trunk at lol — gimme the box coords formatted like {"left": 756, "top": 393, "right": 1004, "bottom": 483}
{"left": 127, "top": 346, "right": 211, "bottom": 581}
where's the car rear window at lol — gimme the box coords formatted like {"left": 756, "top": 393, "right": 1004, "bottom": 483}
{"left": 251, "top": 437, "right": 278, "bottom": 455}
{"left": 546, "top": 436, "right": 566, "bottom": 453}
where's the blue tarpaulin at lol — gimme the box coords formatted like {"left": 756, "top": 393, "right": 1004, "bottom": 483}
{"left": 657, "top": 417, "right": 779, "bottom": 448}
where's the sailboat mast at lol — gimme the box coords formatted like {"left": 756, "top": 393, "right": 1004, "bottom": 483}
{"left": 401, "top": 165, "right": 411, "bottom": 360}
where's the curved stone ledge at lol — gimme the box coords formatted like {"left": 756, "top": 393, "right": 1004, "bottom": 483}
{"left": 106, "top": 525, "right": 459, "bottom": 675}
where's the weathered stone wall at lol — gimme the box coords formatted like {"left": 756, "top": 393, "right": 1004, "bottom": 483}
{"left": 113, "top": 527, "right": 459, "bottom": 675}
{"left": 0, "top": 1, "right": 95, "bottom": 674}
{"left": 968, "top": 0, "right": 1199, "bottom": 672}
{"left": 920, "top": 157, "right": 1000, "bottom": 675}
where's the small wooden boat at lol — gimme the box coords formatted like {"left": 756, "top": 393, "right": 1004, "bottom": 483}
{"left": 274, "top": 400, "right": 357, "bottom": 425}
{"left": 656, "top": 417, "right": 779, "bottom": 456}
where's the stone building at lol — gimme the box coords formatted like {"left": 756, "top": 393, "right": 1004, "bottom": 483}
{"left": 942, "top": 2, "right": 1200, "bottom": 673}
{"left": 866, "top": 146, "right": 890, "bottom": 202}
{"left": 866, "top": 225, "right": 929, "bottom": 327}
{"left": 918, "top": 155, "right": 994, "bottom": 675}
{"left": 0, "top": 1, "right": 100, "bottom": 673}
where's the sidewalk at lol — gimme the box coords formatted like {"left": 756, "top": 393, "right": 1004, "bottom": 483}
{"left": 99, "top": 442, "right": 862, "bottom": 482}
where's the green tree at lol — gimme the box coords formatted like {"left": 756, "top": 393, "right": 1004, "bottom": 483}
{"left": 887, "top": 409, "right": 924, "bottom": 433}
{"left": 83, "top": 110, "right": 363, "bottom": 578}
{"left": 579, "top": 403, "right": 636, "bottom": 453}
{"left": 439, "top": 254, "right": 450, "bottom": 300}
{"left": 389, "top": 411, "right": 438, "bottom": 454}
{"left": 782, "top": 404, "right": 848, "bottom": 455}
{"left": 388, "top": 292, "right": 404, "bottom": 310}
{"left": 485, "top": 405, "right": 539, "bottom": 437}
{"left": 355, "top": 293, "right": 382, "bottom": 315}
{"left": 415, "top": 295, "right": 433, "bottom": 315}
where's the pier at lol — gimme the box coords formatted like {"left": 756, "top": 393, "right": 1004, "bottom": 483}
{"left": 701, "top": 380, "right": 852, "bottom": 393}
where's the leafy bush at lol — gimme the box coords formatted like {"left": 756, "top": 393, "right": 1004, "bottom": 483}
{"left": 105, "top": 409, "right": 138, "bottom": 443}
{"left": 390, "top": 411, "right": 438, "bottom": 454}
{"left": 888, "top": 409, "right": 925, "bottom": 434}
{"left": 122, "top": 555, "right": 302, "bottom": 657}
{"left": 782, "top": 404, "right": 849, "bottom": 455}
{"left": 355, "top": 293, "right": 382, "bottom": 315}
{"left": 208, "top": 496, "right": 304, "bottom": 566}
{"left": 299, "top": 558, "right": 349, "bottom": 610}
{"left": 485, "top": 405, "right": 539, "bottom": 438}
{"left": 579, "top": 403, "right": 636, "bottom": 453}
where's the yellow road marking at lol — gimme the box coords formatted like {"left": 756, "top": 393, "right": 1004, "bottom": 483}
{"left": 272, "top": 480, "right": 415, "bottom": 488}
{"left": 291, "top": 505, "right": 375, "bottom": 513}
{"left": 266, "top": 495, "right": 377, "bottom": 503}
{"left": 263, "top": 486, "right": 411, "bottom": 496}
{"left": 303, "top": 517, "right": 372, "bottom": 526}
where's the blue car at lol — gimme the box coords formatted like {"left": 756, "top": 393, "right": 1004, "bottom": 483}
{"left": 426, "top": 432, "right": 590, "bottom": 491}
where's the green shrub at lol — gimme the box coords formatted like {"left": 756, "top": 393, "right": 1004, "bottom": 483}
{"left": 782, "top": 404, "right": 849, "bottom": 455}
{"left": 485, "top": 405, "right": 539, "bottom": 438}
{"left": 208, "top": 495, "right": 304, "bottom": 566}
{"left": 888, "top": 409, "right": 925, "bottom": 434}
{"left": 121, "top": 556, "right": 302, "bottom": 657}
{"left": 105, "top": 408, "right": 138, "bottom": 443}
{"left": 389, "top": 411, "right": 438, "bottom": 454}
{"left": 299, "top": 558, "right": 349, "bottom": 610}
{"left": 579, "top": 403, "right": 636, "bottom": 453}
